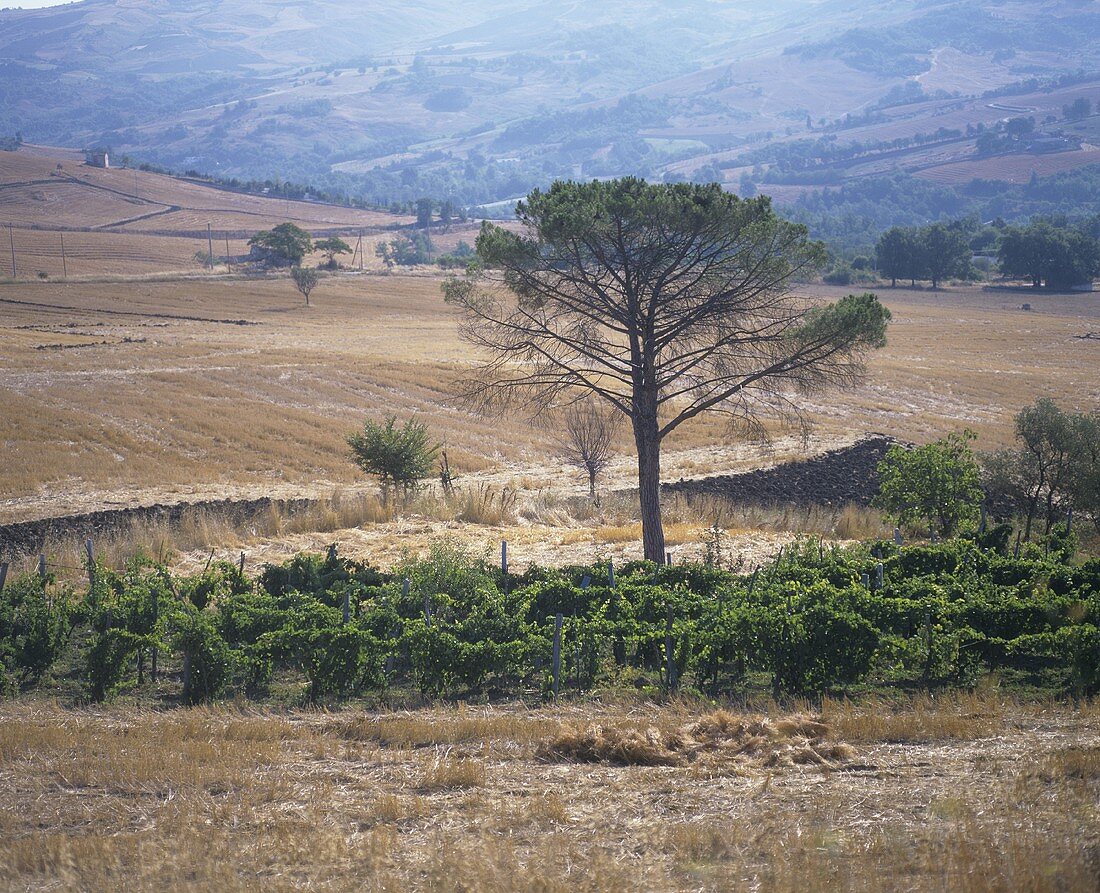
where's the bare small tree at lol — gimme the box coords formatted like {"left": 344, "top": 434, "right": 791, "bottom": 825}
{"left": 559, "top": 401, "right": 618, "bottom": 499}
{"left": 291, "top": 266, "right": 320, "bottom": 305}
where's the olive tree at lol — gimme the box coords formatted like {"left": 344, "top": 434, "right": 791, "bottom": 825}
{"left": 444, "top": 178, "right": 891, "bottom": 561}
{"left": 874, "top": 432, "right": 984, "bottom": 537}
{"left": 983, "top": 398, "right": 1099, "bottom": 539}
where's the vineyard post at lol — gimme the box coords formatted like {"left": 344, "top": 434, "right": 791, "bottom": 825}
{"left": 60, "top": 232, "right": 67, "bottom": 278}
{"left": 343, "top": 590, "right": 350, "bottom": 625}
{"left": 922, "top": 608, "right": 933, "bottom": 685}
{"left": 861, "top": 571, "right": 870, "bottom": 589}
{"left": 151, "top": 574, "right": 159, "bottom": 681}
{"left": 239, "top": 551, "right": 245, "bottom": 575}
{"left": 979, "top": 503, "right": 987, "bottom": 535}
{"left": 0, "top": 563, "right": 8, "bottom": 595}
{"left": 608, "top": 559, "right": 615, "bottom": 588}
{"left": 552, "top": 613, "right": 563, "bottom": 700}
{"left": 85, "top": 539, "right": 95, "bottom": 591}
{"left": 875, "top": 563, "right": 884, "bottom": 590}
{"left": 38, "top": 555, "right": 47, "bottom": 580}
{"left": 501, "top": 540, "right": 508, "bottom": 594}
{"left": 894, "top": 527, "right": 903, "bottom": 546}
{"left": 578, "top": 575, "right": 590, "bottom": 685}
{"left": 665, "top": 605, "right": 676, "bottom": 690}
{"left": 1067, "top": 507, "right": 1073, "bottom": 533}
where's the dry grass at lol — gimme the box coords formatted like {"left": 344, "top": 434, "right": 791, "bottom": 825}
{"left": 1032, "top": 745, "right": 1100, "bottom": 782}
{"left": 540, "top": 710, "right": 857, "bottom": 769}
{"left": 415, "top": 754, "right": 487, "bottom": 792}
{"left": 0, "top": 697, "right": 1097, "bottom": 892}
{"left": 3, "top": 276, "right": 1098, "bottom": 530}
{"left": 822, "top": 693, "right": 1007, "bottom": 743}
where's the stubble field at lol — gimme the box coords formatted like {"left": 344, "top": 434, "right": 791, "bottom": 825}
{"left": 0, "top": 696, "right": 1097, "bottom": 892}
{"left": 1, "top": 272, "right": 1098, "bottom": 573}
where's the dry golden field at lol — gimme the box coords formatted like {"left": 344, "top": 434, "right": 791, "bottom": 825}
{"left": 2, "top": 275, "right": 1098, "bottom": 520}
{"left": 0, "top": 696, "right": 1097, "bottom": 892}
{"left": 1, "top": 271, "right": 1097, "bottom": 574}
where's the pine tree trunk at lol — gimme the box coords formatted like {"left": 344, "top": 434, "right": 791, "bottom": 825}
{"left": 634, "top": 415, "right": 666, "bottom": 563}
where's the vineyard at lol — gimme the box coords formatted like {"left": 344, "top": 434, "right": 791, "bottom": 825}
{"left": 4, "top": 528, "right": 1097, "bottom": 704}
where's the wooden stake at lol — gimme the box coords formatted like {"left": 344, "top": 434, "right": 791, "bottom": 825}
{"left": 552, "top": 613, "right": 563, "bottom": 700}
{"left": 0, "top": 563, "right": 8, "bottom": 595}
{"left": 38, "top": 555, "right": 47, "bottom": 580}
{"left": 665, "top": 605, "right": 676, "bottom": 690}
{"left": 85, "top": 539, "right": 95, "bottom": 590}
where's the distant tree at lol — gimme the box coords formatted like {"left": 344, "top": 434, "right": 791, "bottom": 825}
{"left": 559, "top": 401, "right": 619, "bottom": 500}
{"left": 875, "top": 227, "right": 916, "bottom": 287}
{"left": 376, "top": 232, "right": 431, "bottom": 269}
{"left": 1064, "top": 97, "right": 1092, "bottom": 121}
{"left": 290, "top": 266, "right": 320, "bottom": 305}
{"left": 314, "top": 237, "right": 352, "bottom": 269}
{"left": 439, "top": 200, "right": 456, "bottom": 230}
{"left": 347, "top": 416, "right": 441, "bottom": 506}
{"left": 918, "top": 223, "right": 970, "bottom": 288}
{"left": 1005, "top": 116, "right": 1035, "bottom": 138}
{"left": 998, "top": 221, "right": 1100, "bottom": 289}
{"left": 416, "top": 198, "right": 434, "bottom": 229}
{"left": 875, "top": 432, "right": 984, "bottom": 537}
{"left": 249, "top": 223, "right": 313, "bottom": 267}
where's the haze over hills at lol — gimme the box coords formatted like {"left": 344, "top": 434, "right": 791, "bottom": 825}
{"left": 2, "top": 0, "right": 1100, "bottom": 244}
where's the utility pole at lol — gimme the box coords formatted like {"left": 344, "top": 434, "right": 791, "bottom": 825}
{"left": 207, "top": 223, "right": 214, "bottom": 270}
{"left": 8, "top": 224, "right": 15, "bottom": 278}
{"left": 224, "top": 232, "right": 232, "bottom": 273}
{"left": 358, "top": 229, "right": 364, "bottom": 271}
{"left": 60, "top": 232, "right": 67, "bottom": 278}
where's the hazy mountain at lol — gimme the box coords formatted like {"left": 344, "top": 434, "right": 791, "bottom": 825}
{"left": 1, "top": 0, "right": 1099, "bottom": 212}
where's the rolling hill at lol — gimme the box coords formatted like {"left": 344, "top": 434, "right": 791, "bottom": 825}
{"left": 0, "top": 145, "right": 421, "bottom": 276}
{"left": 1, "top": 0, "right": 1099, "bottom": 219}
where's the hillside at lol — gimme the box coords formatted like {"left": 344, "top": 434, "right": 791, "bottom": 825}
{"left": 1, "top": 0, "right": 1099, "bottom": 214}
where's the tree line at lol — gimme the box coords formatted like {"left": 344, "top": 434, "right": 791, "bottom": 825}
{"left": 875, "top": 216, "right": 1100, "bottom": 289}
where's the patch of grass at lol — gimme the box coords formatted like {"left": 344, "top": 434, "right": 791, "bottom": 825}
{"left": 822, "top": 693, "right": 1006, "bottom": 743}
{"left": 416, "top": 754, "right": 487, "bottom": 792}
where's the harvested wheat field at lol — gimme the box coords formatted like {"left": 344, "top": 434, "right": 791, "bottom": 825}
{"left": 0, "top": 696, "right": 1097, "bottom": 892}
{"left": 2, "top": 274, "right": 1098, "bottom": 526}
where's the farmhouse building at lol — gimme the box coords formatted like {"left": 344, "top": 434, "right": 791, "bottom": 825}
{"left": 86, "top": 150, "right": 109, "bottom": 169}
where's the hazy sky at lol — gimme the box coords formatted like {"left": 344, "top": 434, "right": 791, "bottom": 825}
{"left": 2, "top": 0, "right": 79, "bottom": 7}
